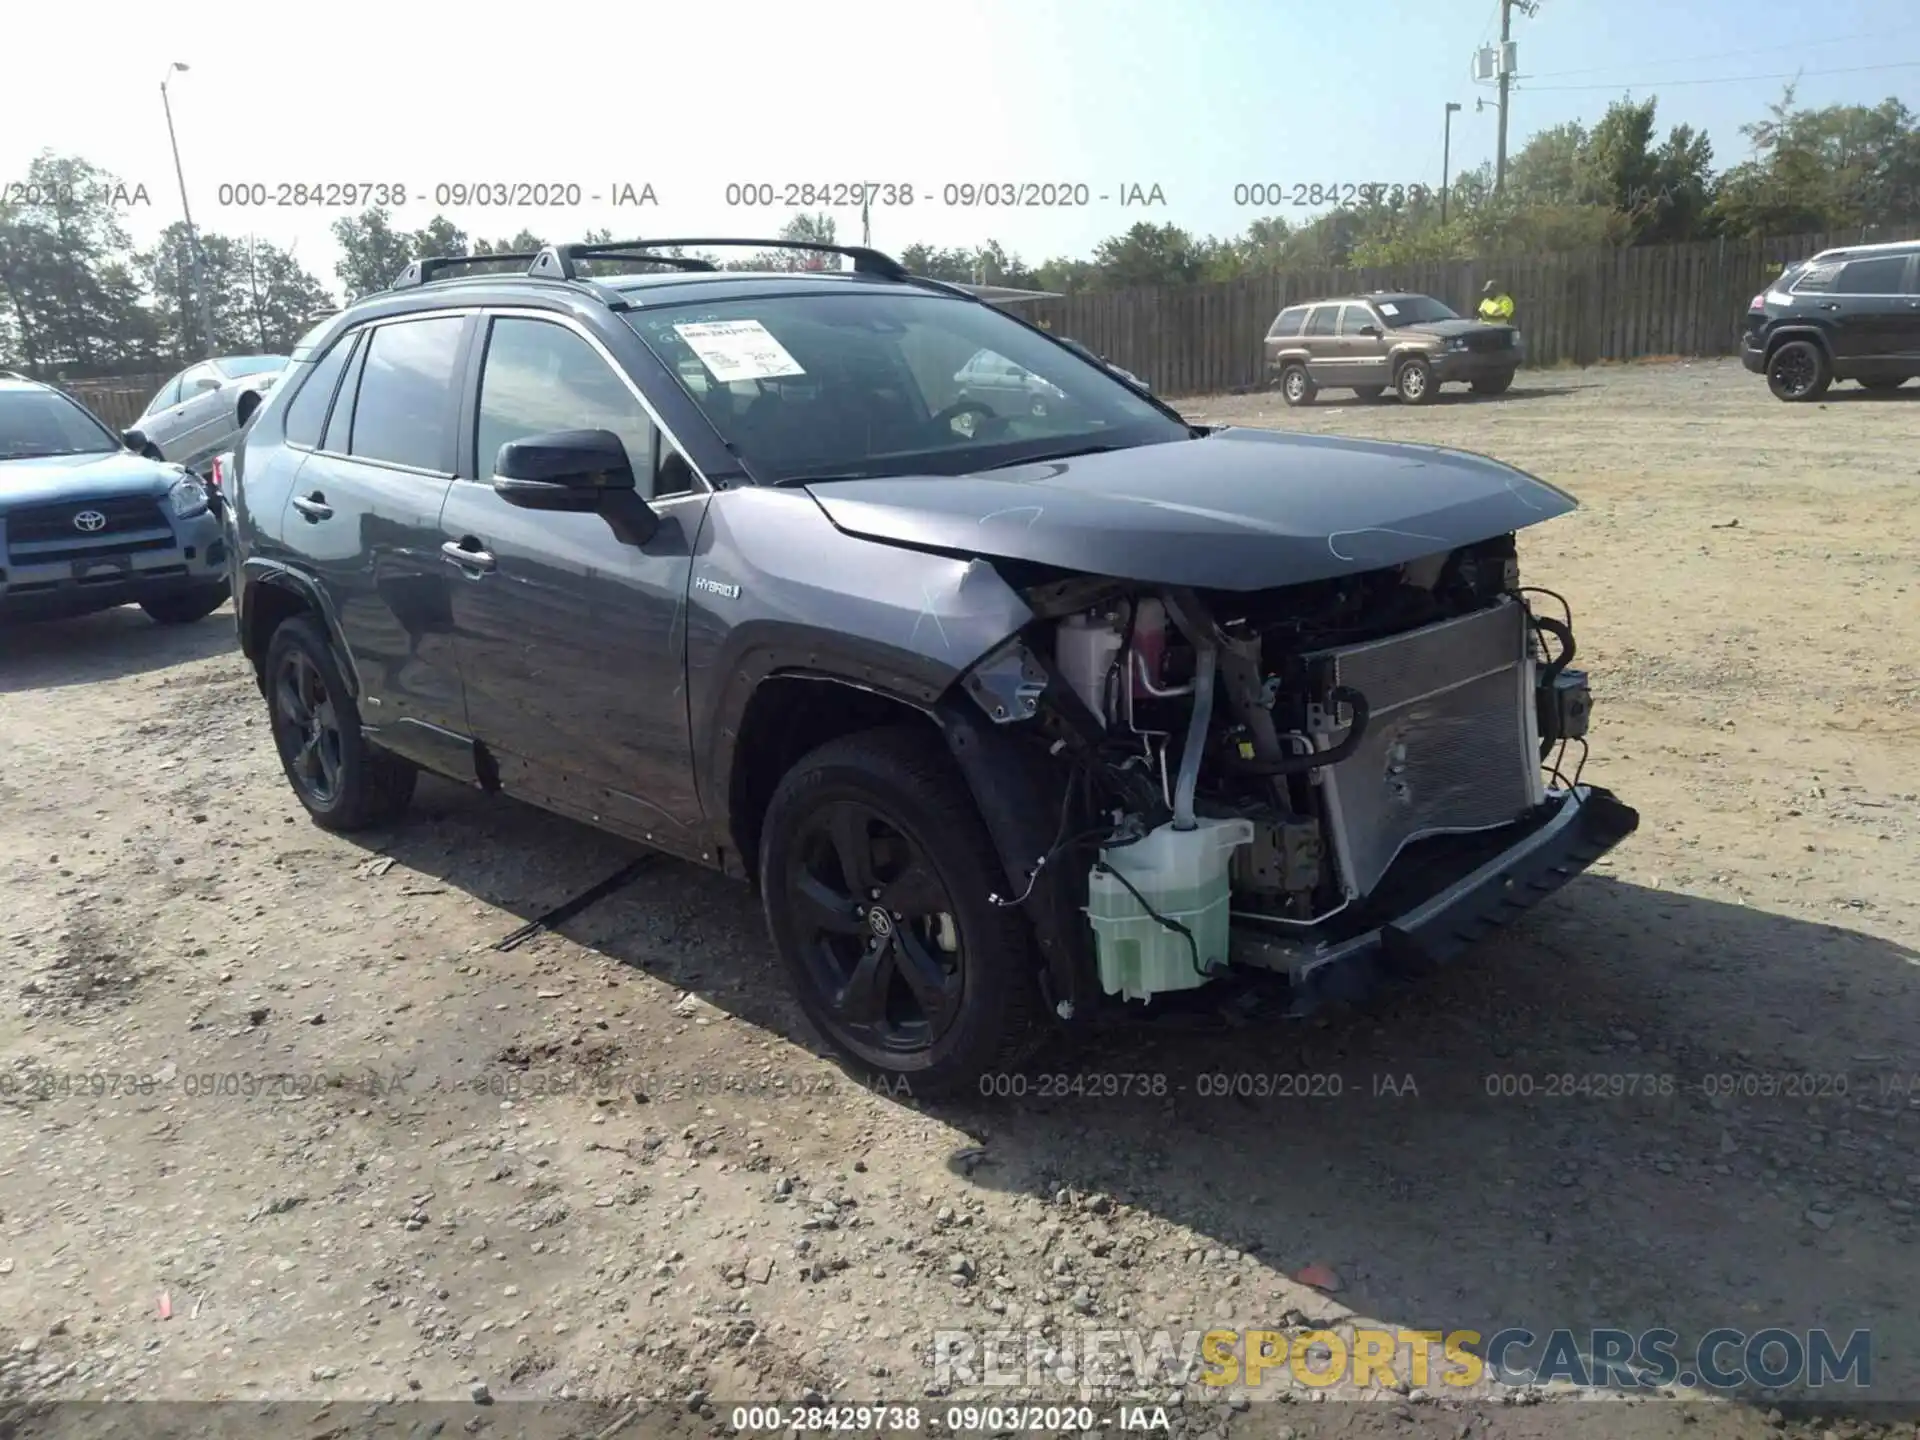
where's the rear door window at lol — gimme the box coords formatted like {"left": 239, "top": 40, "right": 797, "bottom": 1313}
{"left": 1304, "top": 306, "right": 1338, "bottom": 337}
{"left": 1833, "top": 255, "right": 1909, "bottom": 295}
{"left": 344, "top": 317, "right": 466, "bottom": 472}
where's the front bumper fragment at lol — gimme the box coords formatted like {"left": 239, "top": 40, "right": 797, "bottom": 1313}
{"left": 1229, "top": 785, "right": 1638, "bottom": 1013}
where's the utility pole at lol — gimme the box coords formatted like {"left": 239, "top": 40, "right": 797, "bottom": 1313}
{"left": 1488, "top": 0, "right": 1537, "bottom": 195}
{"left": 160, "top": 62, "right": 217, "bottom": 358}
{"left": 1442, "top": 102, "right": 1462, "bottom": 225}
{"left": 1495, "top": 0, "right": 1512, "bottom": 193}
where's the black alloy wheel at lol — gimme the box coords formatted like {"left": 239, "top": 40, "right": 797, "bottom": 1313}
{"left": 262, "top": 613, "right": 417, "bottom": 831}
{"left": 1767, "top": 340, "right": 1831, "bottom": 402}
{"left": 759, "top": 727, "right": 1045, "bottom": 1096}
{"left": 784, "top": 798, "right": 964, "bottom": 1057}
{"left": 273, "top": 646, "right": 345, "bottom": 807}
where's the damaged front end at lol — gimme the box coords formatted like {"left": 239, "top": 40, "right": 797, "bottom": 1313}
{"left": 939, "top": 534, "right": 1639, "bottom": 1022}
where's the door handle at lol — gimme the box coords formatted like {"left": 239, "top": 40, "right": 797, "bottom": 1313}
{"left": 441, "top": 539, "right": 496, "bottom": 574}
{"left": 291, "top": 493, "right": 332, "bottom": 521}
{"left": 1817, "top": 302, "right": 1841, "bottom": 311}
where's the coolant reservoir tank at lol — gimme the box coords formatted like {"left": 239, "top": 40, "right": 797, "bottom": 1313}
{"left": 1086, "top": 817, "right": 1254, "bottom": 1002}
{"left": 1055, "top": 613, "right": 1123, "bottom": 724}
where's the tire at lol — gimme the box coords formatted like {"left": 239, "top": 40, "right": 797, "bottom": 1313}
{"left": 1471, "top": 371, "right": 1514, "bottom": 396}
{"left": 1353, "top": 385, "right": 1386, "bottom": 402}
{"left": 1279, "top": 364, "right": 1316, "bottom": 406}
{"left": 140, "top": 582, "right": 229, "bottom": 625}
{"left": 262, "top": 613, "right": 417, "bottom": 832}
{"left": 1859, "top": 376, "right": 1908, "bottom": 392}
{"left": 1767, "top": 340, "right": 1831, "bottom": 402}
{"left": 759, "top": 726, "right": 1045, "bottom": 1098}
{"left": 1396, "top": 356, "right": 1436, "bottom": 405}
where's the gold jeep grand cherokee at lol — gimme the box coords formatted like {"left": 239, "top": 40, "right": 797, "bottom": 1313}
{"left": 1264, "top": 291, "right": 1523, "bottom": 406}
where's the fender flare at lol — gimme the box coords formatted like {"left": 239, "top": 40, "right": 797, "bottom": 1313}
{"left": 1761, "top": 325, "right": 1832, "bottom": 362}
{"left": 698, "top": 630, "right": 958, "bottom": 858}
{"left": 239, "top": 558, "right": 362, "bottom": 698}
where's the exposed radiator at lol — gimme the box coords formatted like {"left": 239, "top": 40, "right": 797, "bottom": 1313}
{"left": 1306, "top": 598, "right": 1542, "bottom": 898}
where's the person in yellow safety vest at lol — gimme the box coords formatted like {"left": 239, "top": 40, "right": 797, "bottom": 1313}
{"left": 1478, "top": 280, "right": 1515, "bottom": 323}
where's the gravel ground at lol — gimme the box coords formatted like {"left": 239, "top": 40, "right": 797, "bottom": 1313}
{"left": 0, "top": 358, "right": 1915, "bottom": 1440}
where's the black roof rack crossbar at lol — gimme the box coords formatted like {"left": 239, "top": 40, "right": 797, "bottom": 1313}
{"left": 530, "top": 238, "right": 909, "bottom": 282}
{"left": 391, "top": 251, "right": 547, "bottom": 290}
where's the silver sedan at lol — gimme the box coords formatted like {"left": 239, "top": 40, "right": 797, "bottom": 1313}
{"left": 130, "top": 355, "right": 288, "bottom": 472}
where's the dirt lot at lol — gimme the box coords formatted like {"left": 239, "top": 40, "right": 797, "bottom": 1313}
{"left": 0, "top": 358, "right": 1915, "bottom": 1440}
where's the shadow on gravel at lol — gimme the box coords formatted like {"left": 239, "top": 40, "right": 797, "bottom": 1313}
{"left": 0, "top": 602, "right": 236, "bottom": 693}
{"left": 350, "top": 790, "right": 1920, "bottom": 1407}
{"left": 1814, "top": 386, "right": 1920, "bottom": 402}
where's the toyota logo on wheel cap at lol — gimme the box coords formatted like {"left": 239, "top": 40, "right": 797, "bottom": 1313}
{"left": 73, "top": 509, "right": 107, "bottom": 532}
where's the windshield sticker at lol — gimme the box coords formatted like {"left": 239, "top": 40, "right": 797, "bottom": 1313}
{"left": 672, "top": 320, "right": 806, "bottom": 382}
{"left": 1378, "top": 302, "right": 1399, "bottom": 316}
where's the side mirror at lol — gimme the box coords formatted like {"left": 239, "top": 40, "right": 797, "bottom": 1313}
{"left": 495, "top": 428, "right": 635, "bottom": 501}
{"left": 1358, "top": 324, "right": 1382, "bottom": 336}
{"left": 123, "top": 428, "right": 148, "bottom": 451}
{"left": 494, "top": 429, "right": 655, "bottom": 539}
{"left": 192, "top": 376, "right": 221, "bottom": 394}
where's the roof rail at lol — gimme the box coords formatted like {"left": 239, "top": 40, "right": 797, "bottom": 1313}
{"left": 390, "top": 251, "right": 547, "bottom": 290}
{"left": 530, "top": 238, "right": 908, "bottom": 282}
{"left": 526, "top": 245, "right": 719, "bottom": 280}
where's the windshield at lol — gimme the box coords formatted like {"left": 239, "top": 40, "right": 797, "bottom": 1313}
{"left": 623, "top": 291, "right": 1187, "bottom": 483}
{"left": 214, "top": 355, "right": 288, "bottom": 378}
{"left": 0, "top": 388, "right": 121, "bottom": 460}
{"left": 1376, "top": 296, "right": 1461, "bottom": 328}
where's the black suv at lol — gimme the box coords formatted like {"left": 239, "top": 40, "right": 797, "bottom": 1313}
{"left": 1743, "top": 239, "right": 1920, "bottom": 401}
{"left": 225, "top": 238, "right": 1637, "bottom": 1093}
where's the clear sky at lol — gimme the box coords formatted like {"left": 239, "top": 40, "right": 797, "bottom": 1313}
{"left": 5, "top": 0, "right": 1917, "bottom": 297}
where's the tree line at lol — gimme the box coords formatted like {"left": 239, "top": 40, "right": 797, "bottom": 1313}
{"left": 4, "top": 87, "right": 1916, "bottom": 380}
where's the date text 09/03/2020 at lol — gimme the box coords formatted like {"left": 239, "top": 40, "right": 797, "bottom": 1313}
{"left": 726, "top": 1404, "right": 1158, "bottom": 1433}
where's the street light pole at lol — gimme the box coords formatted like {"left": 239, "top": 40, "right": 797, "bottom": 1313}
{"left": 1442, "top": 102, "right": 1462, "bottom": 226}
{"left": 161, "top": 62, "right": 216, "bottom": 359}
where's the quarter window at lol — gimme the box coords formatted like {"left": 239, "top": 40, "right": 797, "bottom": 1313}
{"left": 344, "top": 317, "right": 465, "bottom": 472}
{"left": 281, "top": 335, "right": 356, "bottom": 449}
{"left": 1792, "top": 263, "right": 1843, "bottom": 294}
{"left": 1268, "top": 308, "right": 1306, "bottom": 339}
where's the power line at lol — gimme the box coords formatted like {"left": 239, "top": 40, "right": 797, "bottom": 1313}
{"left": 1524, "top": 24, "right": 1920, "bottom": 80}
{"left": 1521, "top": 58, "right": 1920, "bottom": 92}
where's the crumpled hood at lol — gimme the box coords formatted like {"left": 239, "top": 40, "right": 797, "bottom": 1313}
{"left": 804, "top": 427, "right": 1575, "bottom": 590}
{"left": 0, "top": 450, "right": 187, "bottom": 509}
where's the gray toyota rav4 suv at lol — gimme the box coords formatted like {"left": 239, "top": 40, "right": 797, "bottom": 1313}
{"left": 225, "top": 239, "right": 1635, "bottom": 1094}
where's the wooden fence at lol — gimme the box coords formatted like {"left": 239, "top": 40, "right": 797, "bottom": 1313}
{"left": 1007, "top": 226, "right": 1906, "bottom": 398}
{"left": 62, "top": 375, "right": 168, "bottom": 430}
